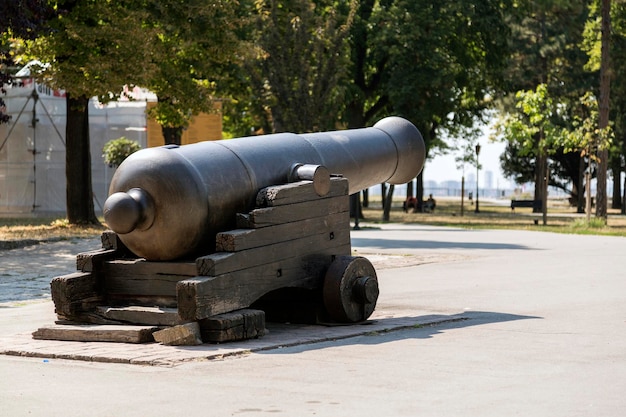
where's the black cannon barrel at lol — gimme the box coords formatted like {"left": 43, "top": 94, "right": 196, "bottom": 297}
{"left": 104, "top": 116, "right": 425, "bottom": 260}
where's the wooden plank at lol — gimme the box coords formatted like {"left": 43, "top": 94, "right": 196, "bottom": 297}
{"left": 95, "top": 306, "right": 183, "bottom": 326}
{"left": 256, "top": 177, "right": 348, "bottom": 207}
{"left": 105, "top": 295, "right": 178, "bottom": 309}
{"left": 100, "top": 230, "right": 134, "bottom": 256}
{"left": 103, "top": 259, "right": 197, "bottom": 302}
{"left": 32, "top": 324, "right": 159, "bottom": 343}
{"left": 198, "top": 227, "right": 350, "bottom": 276}
{"left": 104, "top": 259, "right": 198, "bottom": 276}
{"left": 50, "top": 272, "right": 103, "bottom": 319}
{"left": 236, "top": 195, "right": 349, "bottom": 229}
{"left": 153, "top": 323, "right": 202, "bottom": 346}
{"left": 217, "top": 211, "right": 349, "bottom": 252}
{"left": 177, "top": 244, "right": 351, "bottom": 321}
{"left": 199, "top": 309, "right": 265, "bottom": 343}
{"left": 76, "top": 249, "right": 118, "bottom": 272}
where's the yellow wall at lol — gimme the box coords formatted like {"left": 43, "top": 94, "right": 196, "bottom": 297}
{"left": 146, "top": 101, "right": 223, "bottom": 147}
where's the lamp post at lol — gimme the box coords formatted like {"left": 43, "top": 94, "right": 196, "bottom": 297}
{"left": 475, "top": 143, "right": 481, "bottom": 213}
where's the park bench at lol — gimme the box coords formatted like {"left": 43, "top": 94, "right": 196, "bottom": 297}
{"left": 510, "top": 199, "right": 542, "bottom": 211}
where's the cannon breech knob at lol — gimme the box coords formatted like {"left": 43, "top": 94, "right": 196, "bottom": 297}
{"left": 323, "top": 256, "right": 379, "bottom": 323}
{"left": 103, "top": 188, "right": 155, "bottom": 234}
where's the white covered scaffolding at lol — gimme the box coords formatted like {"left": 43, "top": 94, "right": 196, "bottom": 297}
{"left": 0, "top": 78, "right": 150, "bottom": 216}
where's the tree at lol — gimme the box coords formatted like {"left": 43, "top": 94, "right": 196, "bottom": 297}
{"left": 596, "top": 0, "right": 611, "bottom": 220}
{"left": 25, "top": 1, "right": 158, "bottom": 224}
{"left": 143, "top": 0, "right": 243, "bottom": 144}
{"left": 496, "top": 84, "right": 571, "bottom": 223}
{"left": 498, "top": 1, "right": 598, "bottom": 210}
{"left": 564, "top": 92, "right": 614, "bottom": 221}
{"left": 236, "top": 0, "right": 356, "bottom": 134}
{"left": 372, "top": 1, "right": 511, "bottom": 210}
{"left": 609, "top": 2, "right": 626, "bottom": 211}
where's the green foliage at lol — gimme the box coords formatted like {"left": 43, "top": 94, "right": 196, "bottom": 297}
{"left": 102, "top": 137, "right": 142, "bottom": 167}
{"left": 241, "top": 0, "right": 357, "bottom": 133}
{"left": 496, "top": 84, "right": 568, "bottom": 155}
{"left": 497, "top": 83, "right": 612, "bottom": 160}
{"left": 26, "top": 2, "right": 158, "bottom": 101}
{"left": 350, "top": 0, "right": 511, "bottom": 155}
{"left": 144, "top": 0, "right": 243, "bottom": 132}
{"left": 564, "top": 91, "right": 614, "bottom": 156}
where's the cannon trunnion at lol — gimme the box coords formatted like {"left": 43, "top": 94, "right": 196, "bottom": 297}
{"left": 37, "top": 118, "right": 425, "bottom": 345}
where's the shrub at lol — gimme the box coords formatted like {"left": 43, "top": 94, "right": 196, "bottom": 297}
{"left": 102, "top": 137, "right": 142, "bottom": 167}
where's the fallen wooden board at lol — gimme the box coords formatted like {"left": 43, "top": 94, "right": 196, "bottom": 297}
{"left": 153, "top": 322, "right": 202, "bottom": 346}
{"left": 95, "top": 306, "right": 183, "bottom": 326}
{"left": 32, "top": 324, "right": 159, "bottom": 344}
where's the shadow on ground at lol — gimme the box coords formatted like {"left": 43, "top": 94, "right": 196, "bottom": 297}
{"left": 256, "top": 310, "right": 541, "bottom": 355}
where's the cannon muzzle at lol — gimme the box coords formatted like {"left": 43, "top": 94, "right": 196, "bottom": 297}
{"left": 104, "top": 116, "right": 425, "bottom": 260}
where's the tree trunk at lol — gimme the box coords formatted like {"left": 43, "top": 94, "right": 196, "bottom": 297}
{"left": 542, "top": 155, "right": 548, "bottom": 225}
{"left": 577, "top": 155, "right": 585, "bottom": 213}
{"left": 361, "top": 189, "right": 369, "bottom": 208}
{"left": 611, "top": 161, "right": 621, "bottom": 210}
{"left": 406, "top": 179, "right": 414, "bottom": 198}
{"left": 383, "top": 184, "right": 394, "bottom": 221}
{"left": 596, "top": 0, "right": 611, "bottom": 220}
{"left": 380, "top": 183, "right": 387, "bottom": 211}
{"left": 65, "top": 94, "right": 99, "bottom": 225}
{"left": 162, "top": 126, "right": 183, "bottom": 145}
{"left": 416, "top": 172, "right": 424, "bottom": 211}
{"left": 534, "top": 153, "right": 546, "bottom": 213}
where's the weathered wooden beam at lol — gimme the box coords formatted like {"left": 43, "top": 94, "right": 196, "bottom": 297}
{"left": 100, "top": 230, "right": 132, "bottom": 254}
{"left": 178, "top": 245, "right": 350, "bottom": 321}
{"left": 256, "top": 177, "right": 348, "bottom": 207}
{"left": 103, "top": 259, "right": 196, "bottom": 307}
{"left": 50, "top": 272, "right": 104, "bottom": 319}
{"left": 236, "top": 196, "right": 349, "bottom": 229}
{"left": 216, "top": 211, "right": 349, "bottom": 252}
{"left": 76, "top": 249, "right": 118, "bottom": 272}
{"left": 32, "top": 324, "right": 159, "bottom": 343}
{"left": 198, "top": 227, "right": 350, "bottom": 276}
{"left": 199, "top": 309, "right": 265, "bottom": 343}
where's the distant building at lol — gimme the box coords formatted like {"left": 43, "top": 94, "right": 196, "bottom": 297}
{"left": 484, "top": 170, "right": 493, "bottom": 190}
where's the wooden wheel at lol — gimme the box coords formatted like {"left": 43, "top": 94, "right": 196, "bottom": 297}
{"left": 323, "top": 256, "right": 379, "bottom": 323}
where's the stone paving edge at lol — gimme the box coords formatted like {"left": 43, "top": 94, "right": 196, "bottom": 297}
{"left": 0, "top": 311, "right": 467, "bottom": 366}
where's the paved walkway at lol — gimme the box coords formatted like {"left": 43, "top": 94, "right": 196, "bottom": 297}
{"left": 1, "top": 224, "right": 625, "bottom": 417}
{"left": 0, "top": 237, "right": 101, "bottom": 304}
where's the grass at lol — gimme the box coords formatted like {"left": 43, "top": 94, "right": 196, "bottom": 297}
{"left": 359, "top": 197, "right": 626, "bottom": 238}
{"left": 1, "top": 197, "right": 626, "bottom": 241}
{"left": 0, "top": 217, "right": 106, "bottom": 241}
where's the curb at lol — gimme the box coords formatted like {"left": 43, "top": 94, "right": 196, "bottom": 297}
{"left": 0, "top": 237, "right": 66, "bottom": 251}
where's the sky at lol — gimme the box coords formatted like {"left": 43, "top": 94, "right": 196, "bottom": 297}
{"left": 421, "top": 135, "right": 513, "bottom": 189}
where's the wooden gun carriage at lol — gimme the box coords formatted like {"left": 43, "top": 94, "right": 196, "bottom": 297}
{"left": 35, "top": 117, "right": 425, "bottom": 345}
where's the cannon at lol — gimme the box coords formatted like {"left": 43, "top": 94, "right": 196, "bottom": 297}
{"left": 38, "top": 117, "right": 425, "bottom": 345}
{"left": 103, "top": 116, "right": 425, "bottom": 261}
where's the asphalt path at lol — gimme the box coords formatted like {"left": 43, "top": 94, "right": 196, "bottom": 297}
{"left": 1, "top": 224, "right": 625, "bottom": 417}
